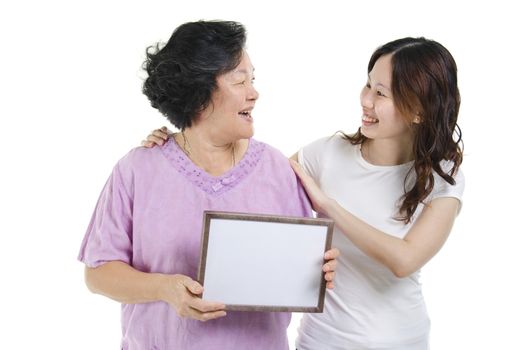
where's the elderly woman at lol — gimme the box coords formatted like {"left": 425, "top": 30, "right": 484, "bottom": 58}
{"left": 78, "top": 21, "right": 337, "bottom": 350}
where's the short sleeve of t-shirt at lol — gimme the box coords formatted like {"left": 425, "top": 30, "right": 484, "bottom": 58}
{"left": 298, "top": 136, "right": 333, "bottom": 182}
{"left": 429, "top": 162, "right": 465, "bottom": 214}
{"left": 78, "top": 158, "right": 134, "bottom": 268}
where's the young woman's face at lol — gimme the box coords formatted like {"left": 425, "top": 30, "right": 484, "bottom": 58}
{"left": 203, "top": 51, "right": 259, "bottom": 140}
{"left": 359, "top": 54, "right": 412, "bottom": 142}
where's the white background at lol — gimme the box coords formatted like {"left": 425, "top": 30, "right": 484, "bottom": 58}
{"left": 1, "top": 0, "right": 526, "bottom": 349}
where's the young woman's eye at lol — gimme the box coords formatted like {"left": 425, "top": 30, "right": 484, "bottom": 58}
{"left": 376, "top": 90, "right": 386, "bottom": 97}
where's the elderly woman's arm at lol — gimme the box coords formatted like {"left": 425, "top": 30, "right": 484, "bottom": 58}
{"left": 85, "top": 261, "right": 226, "bottom": 321}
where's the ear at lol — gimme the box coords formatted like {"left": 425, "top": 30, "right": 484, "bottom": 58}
{"left": 412, "top": 114, "right": 421, "bottom": 124}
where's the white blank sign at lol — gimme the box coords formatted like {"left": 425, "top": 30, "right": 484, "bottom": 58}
{"left": 198, "top": 211, "right": 333, "bottom": 312}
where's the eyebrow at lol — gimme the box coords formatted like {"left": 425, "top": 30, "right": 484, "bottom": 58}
{"left": 233, "top": 68, "right": 255, "bottom": 74}
{"left": 377, "top": 83, "right": 391, "bottom": 91}
{"left": 367, "top": 75, "right": 390, "bottom": 90}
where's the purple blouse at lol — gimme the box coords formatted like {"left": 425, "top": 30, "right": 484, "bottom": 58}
{"left": 78, "top": 137, "right": 312, "bottom": 350}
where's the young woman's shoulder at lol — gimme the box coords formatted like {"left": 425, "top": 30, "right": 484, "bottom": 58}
{"left": 301, "top": 133, "right": 354, "bottom": 155}
{"left": 435, "top": 160, "right": 465, "bottom": 184}
{"left": 430, "top": 160, "right": 465, "bottom": 204}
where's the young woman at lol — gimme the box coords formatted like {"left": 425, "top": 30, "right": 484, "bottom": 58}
{"left": 145, "top": 37, "right": 464, "bottom": 349}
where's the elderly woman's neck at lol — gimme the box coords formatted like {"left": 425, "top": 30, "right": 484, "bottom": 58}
{"left": 183, "top": 127, "right": 236, "bottom": 152}
{"left": 176, "top": 127, "right": 247, "bottom": 176}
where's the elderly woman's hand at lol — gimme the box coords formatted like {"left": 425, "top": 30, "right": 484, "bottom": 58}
{"left": 323, "top": 248, "right": 339, "bottom": 289}
{"left": 141, "top": 126, "right": 172, "bottom": 147}
{"left": 160, "top": 274, "right": 227, "bottom": 322}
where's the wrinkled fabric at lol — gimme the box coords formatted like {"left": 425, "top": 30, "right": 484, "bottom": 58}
{"left": 79, "top": 137, "right": 312, "bottom": 350}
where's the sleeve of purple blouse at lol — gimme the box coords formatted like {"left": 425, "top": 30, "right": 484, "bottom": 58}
{"left": 78, "top": 160, "right": 133, "bottom": 268}
{"left": 293, "top": 174, "right": 314, "bottom": 218}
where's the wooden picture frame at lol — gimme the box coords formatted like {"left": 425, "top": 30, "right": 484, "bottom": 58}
{"left": 197, "top": 211, "right": 334, "bottom": 312}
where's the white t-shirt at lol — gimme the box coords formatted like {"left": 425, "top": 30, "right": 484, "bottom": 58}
{"left": 296, "top": 135, "right": 464, "bottom": 350}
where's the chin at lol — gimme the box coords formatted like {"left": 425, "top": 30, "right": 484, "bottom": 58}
{"left": 360, "top": 126, "right": 374, "bottom": 139}
{"left": 240, "top": 126, "right": 255, "bottom": 139}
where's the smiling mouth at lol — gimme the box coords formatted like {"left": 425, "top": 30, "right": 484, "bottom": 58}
{"left": 362, "top": 115, "right": 379, "bottom": 124}
{"left": 238, "top": 110, "right": 253, "bottom": 121}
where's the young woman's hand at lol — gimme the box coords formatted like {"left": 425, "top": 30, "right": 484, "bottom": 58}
{"left": 159, "top": 274, "right": 227, "bottom": 322}
{"left": 289, "top": 159, "right": 340, "bottom": 288}
{"left": 289, "top": 159, "right": 334, "bottom": 216}
{"left": 141, "top": 126, "right": 172, "bottom": 147}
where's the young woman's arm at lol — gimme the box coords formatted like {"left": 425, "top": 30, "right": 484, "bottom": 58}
{"left": 290, "top": 159, "right": 460, "bottom": 278}
{"left": 290, "top": 152, "right": 299, "bottom": 162}
{"left": 141, "top": 126, "right": 171, "bottom": 147}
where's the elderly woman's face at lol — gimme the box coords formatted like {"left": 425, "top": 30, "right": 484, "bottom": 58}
{"left": 204, "top": 51, "right": 259, "bottom": 140}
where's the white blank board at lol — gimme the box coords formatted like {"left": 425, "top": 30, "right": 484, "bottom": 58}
{"left": 198, "top": 212, "right": 333, "bottom": 312}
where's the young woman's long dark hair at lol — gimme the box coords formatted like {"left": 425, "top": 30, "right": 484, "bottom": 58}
{"left": 343, "top": 37, "right": 463, "bottom": 223}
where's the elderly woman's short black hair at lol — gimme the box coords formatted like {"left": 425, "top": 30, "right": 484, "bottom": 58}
{"left": 143, "top": 20, "right": 246, "bottom": 129}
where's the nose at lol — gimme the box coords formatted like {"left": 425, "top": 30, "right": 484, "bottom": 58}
{"left": 360, "top": 86, "right": 374, "bottom": 109}
{"left": 247, "top": 83, "right": 259, "bottom": 101}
